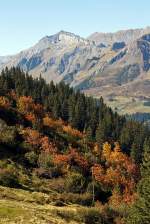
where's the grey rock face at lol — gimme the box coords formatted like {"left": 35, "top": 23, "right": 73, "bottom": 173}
{"left": 112, "top": 42, "right": 126, "bottom": 51}
{"left": 17, "top": 55, "right": 42, "bottom": 71}
{"left": 116, "top": 64, "right": 140, "bottom": 85}
{"left": 137, "top": 34, "right": 150, "bottom": 71}
{"left": 109, "top": 49, "right": 127, "bottom": 64}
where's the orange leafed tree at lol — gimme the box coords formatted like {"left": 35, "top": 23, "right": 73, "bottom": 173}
{"left": 109, "top": 188, "right": 123, "bottom": 207}
{"left": 53, "top": 148, "right": 88, "bottom": 172}
{"left": 17, "top": 96, "right": 34, "bottom": 113}
{"left": 92, "top": 164, "right": 105, "bottom": 183}
{"left": 17, "top": 96, "right": 43, "bottom": 118}
{"left": 53, "top": 154, "right": 70, "bottom": 166}
{"left": 102, "top": 142, "right": 112, "bottom": 160}
{"left": 43, "top": 115, "right": 63, "bottom": 129}
{"left": 68, "top": 148, "right": 89, "bottom": 170}
{"left": 21, "top": 128, "right": 41, "bottom": 148}
{"left": 92, "top": 142, "right": 139, "bottom": 205}
{"left": 25, "top": 112, "right": 36, "bottom": 123}
{"left": 40, "top": 136, "right": 57, "bottom": 154}
{"left": 0, "top": 96, "right": 11, "bottom": 108}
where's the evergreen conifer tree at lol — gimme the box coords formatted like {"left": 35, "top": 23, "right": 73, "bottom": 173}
{"left": 126, "top": 138, "right": 150, "bottom": 224}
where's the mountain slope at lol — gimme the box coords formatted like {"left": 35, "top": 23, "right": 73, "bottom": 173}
{"left": 84, "top": 32, "right": 150, "bottom": 114}
{"left": 88, "top": 27, "right": 150, "bottom": 45}
{"left": 1, "top": 67, "right": 149, "bottom": 223}
{"left": 1, "top": 31, "right": 99, "bottom": 84}
{"left": 1, "top": 28, "right": 150, "bottom": 114}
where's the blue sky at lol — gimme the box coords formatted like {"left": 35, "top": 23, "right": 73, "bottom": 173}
{"left": 0, "top": 0, "right": 149, "bottom": 55}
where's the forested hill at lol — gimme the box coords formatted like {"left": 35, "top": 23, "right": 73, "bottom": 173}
{"left": 0, "top": 67, "right": 149, "bottom": 161}
{"left": 0, "top": 67, "right": 150, "bottom": 223}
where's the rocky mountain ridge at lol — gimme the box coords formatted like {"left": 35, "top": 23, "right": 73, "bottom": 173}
{"left": 1, "top": 27, "right": 150, "bottom": 114}
{"left": 88, "top": 26, "right": 150, "bottom": 45}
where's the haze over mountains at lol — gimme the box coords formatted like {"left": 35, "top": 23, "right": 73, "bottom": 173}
{"left": 1, "top": 27, "right": 150, "bottom": 114}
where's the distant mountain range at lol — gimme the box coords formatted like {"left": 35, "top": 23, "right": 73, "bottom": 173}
{"left": 1, "top": 27, "right": 150, "bottom": 114}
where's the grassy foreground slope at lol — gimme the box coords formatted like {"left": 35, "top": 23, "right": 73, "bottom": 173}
{"left": 0, "top": 186, "right": 104, "bottom": 224}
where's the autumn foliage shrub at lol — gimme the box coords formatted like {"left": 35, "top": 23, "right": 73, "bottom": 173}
{"left": 92, "top": 142, "right": 139, "bottom": 206}
{"left": 40, "top": 136, "right": 57, "bottom": 154}
{"left": 62, "top": 125, "right": 83, "bottom": 138}
{"left": 21, "top": 128, "right": 41, "bottom": 148}
{"left": 25, "top": 112, "right": 36, "bottom": 124}
{"left": 0, "top": 96, "right": 11, "bottom": 108}
{"left": 43, "top": 115, "right": 64, "bottom": 129}
{"left": 53, "top": 148, "right": 89, "bottom": 173}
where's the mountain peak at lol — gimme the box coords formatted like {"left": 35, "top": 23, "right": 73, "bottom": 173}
{"left": 39, "top": 30, "right": 89, "bottom": 46}
{"left": 57, "top": 30, "right": 74, "bottom": 36}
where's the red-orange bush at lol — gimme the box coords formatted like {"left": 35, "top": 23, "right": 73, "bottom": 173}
{"left": 92, "top": 142, "right": 139, "bottom": 205}
{"left": 40, "top": 136, "right": 57, "bottom": 154}
{"left": 25, "top": 112, "right": 36, "bottom": 123}
{"left": 21, "top": 128, "right": 41, "bottom": 148}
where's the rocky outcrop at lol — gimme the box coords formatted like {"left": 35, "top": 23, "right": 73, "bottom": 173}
{"left": 17, "top": 55, "right": 42, "bottom": 71}
{"left": 112, "top": 42, "right": 126, "bottom": 51}
{"left": 109, "top": 49, "right": 127, "bottom": 64}
{"left": 137, "top": 34, "right": 150, "bottom": 71}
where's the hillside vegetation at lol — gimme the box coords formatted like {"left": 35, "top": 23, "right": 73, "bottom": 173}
{"left": 0, "top": 67, "right": 150, "bottom": 223}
